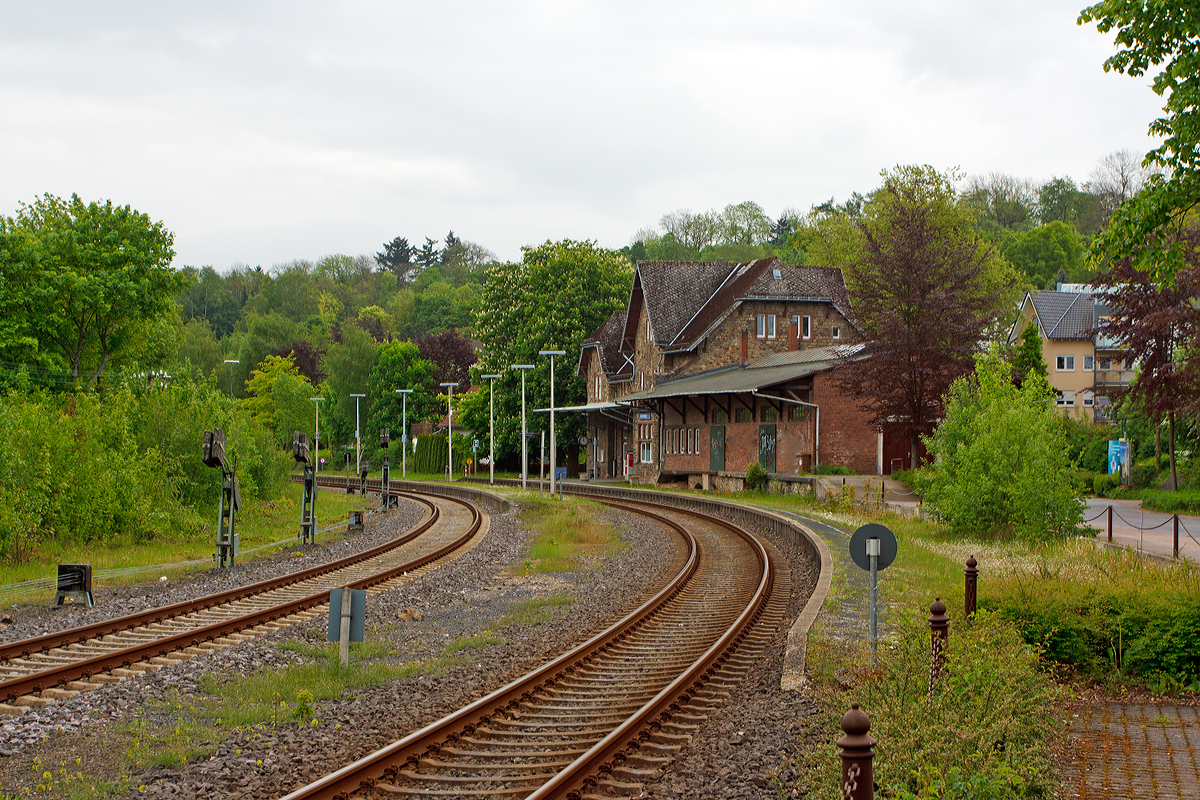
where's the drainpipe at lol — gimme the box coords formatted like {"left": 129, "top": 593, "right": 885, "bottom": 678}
{"left": 754, "top": 390, "right": 820, "bottom": 467}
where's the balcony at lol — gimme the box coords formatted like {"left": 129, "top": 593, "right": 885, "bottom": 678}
{"left": 1094, "top": 369, "right": 1134, "bottom": 388}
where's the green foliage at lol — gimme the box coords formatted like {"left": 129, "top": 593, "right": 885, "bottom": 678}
{"left": 1130, "top": 462, "right": 1159, "bottom": 489}
{"left": 744, "top": 460, "right": 768, "bottom": 489}
{"left": 811, "top": 613, "right": 1058, "bottom": 798}
{"left": 242, "top": 354, "right": 314, "bottom": 448}
{"left": 923, "top": 346, "right": 1083, "bottom": 539}
{"left": 1139, "top": 488, "right": 1200, "bottom": 514}
{"left": 321, "top": 324, "right": 379, "bottom": 446}
{"left": 999, "top": 220, "right": 1086, "bottom": 288}
{"left": 366, "top": 340, "right": 437, "bottom": 459}
{"left": 411, "top": 432, "right": 473, "bottom": 475}
{"left": 1012, "top": 320, "right": 1048, "bottom": 383}
{"left": 0, "top": 193, "right": 182, "bottom": 382}
{"left": 0, "top": 378, "right": 288, "bottom": 560}
{"left": 1093, "top": 473, "right": 1121, "bottom": 498}
{"left": 812, "top": 462, "right": 853, "bottom": 476}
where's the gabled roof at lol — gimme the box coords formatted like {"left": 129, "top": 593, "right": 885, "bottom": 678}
{"left": 578, "top": 308, "right": 626, "bottom": 377}
{"left": 623, "top": 257, "right": 856, "bottom": 355}
{"left": 1027, "top": 290, "right": 1099, "bottom": 340}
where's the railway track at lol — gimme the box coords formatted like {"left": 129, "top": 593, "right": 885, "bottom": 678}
{"left": 0, "top": 489, "right": 487, "bottom": 714}
{"left": 281, "top": 496, "right": 795, "bottom": 800}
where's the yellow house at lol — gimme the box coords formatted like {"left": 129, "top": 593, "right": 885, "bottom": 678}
{"left": 1008, "top": 286, "right": 1130, "bottom": 422}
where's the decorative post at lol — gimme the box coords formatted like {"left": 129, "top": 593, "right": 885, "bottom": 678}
{"left": 1173, "top": 514, "right": 1180, "bottom": 559}
{"left": 964, "top": 556, "right": 978, "bottom": 618}
{"left": 838, "top": 702, "right": 876, "bottom": 800}
{"left": 1107, "top": 504, "right": 1113, "bottom": 543}
{"left": 928, "top": 597, "right": 949, "bottom": 699}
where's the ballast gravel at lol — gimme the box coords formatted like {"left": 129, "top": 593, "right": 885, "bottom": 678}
{"left": 0, "top": 493, "right": 830, "bottom": 800}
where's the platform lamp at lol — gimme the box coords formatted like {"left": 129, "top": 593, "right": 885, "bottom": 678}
{"left": 395, "top": 389, "right": 412, "bottom": 479}
{"left": 224, "top": 359, "right": 239, "bottom": 401}
{"left": 539, "top": 350, "right": 566, "bottom": 496}
{"left": 481, "top": 374, "right": 502, "bottom": 485}
{"left": 441, "top": 382, "right": 459, "bottom": 480}
{"left": 512, "top": 364, "right": 534, "bottom": 490}
{"left": 310, "top": 397, "right": 325, "bottom": 474}
{"left": 350, "top": 393, "right": 366, "bottom": 475}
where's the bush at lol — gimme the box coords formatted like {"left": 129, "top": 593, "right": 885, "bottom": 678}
{"left": 1130, "top": 462, "right": 1159, "bottom": 489}
{"left": 811, "top": 463, "right": 852, "bottom": 475}
{"left": 744, "top": 460, "right": 768, "bottom": 490}
{"left": 411, "top": 432, "right": 474, "bottom": 475}
{"left": 808, "top": 613, "right": 1058, "bottom": 798}
{"left": 1140, "top": 489, "right": 1200, "bottom": 514}
{"left": 1093, "top": 473, "right": 1120, "bottom": 498}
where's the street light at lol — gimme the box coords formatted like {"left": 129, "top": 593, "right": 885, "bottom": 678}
{"left": 441, "top": 382, "right": 459, "bottom": 480}
{"left": 395, "top": 389, "right": 412, "bottom": 479}
{"left": 310, "top": 397, "right": 325, "bottom": 474}
{"left": 350, "top": 393, "right": 366, "bottom": 475}
{"left": 512, "top": 364, "right": 534, "bottom": 489}
{"left": 539, "top": 350, "right": 566, "bottom": 496}
{"left": 481, "top": 374, "right": 502, "bottom": 485}
{"left": 224, "top": 359, "right": 239, "bottom": 401}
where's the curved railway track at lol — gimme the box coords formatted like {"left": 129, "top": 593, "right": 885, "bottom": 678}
{"left": 281, "top": 496, "right": 795, "bottom": 800}
{"left": 0, "top": 489, "right": 486, "bottom": 713}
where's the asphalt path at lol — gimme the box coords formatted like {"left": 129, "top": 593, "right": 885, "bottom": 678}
{"left": 1083, "top": 497, "right": 1200, "bottom": 563}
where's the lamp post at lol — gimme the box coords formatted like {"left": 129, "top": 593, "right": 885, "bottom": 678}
{"left": 350, "top": 393, "right": 366, "bottom": 476}
{"left": 512, "top": 364, "right": 534, "bottom": 489}
{"left": 539, "top": 350, "right": 566, "bottom": 497}
{"left": 310, "top": 397, "right": 325, "bottom": 474}
{"left": 395, "top": 389, "right": 412, "bottom": 479}
{"left": 441, "top": 382, "right": 458, "bottom": 480}
{"left": 481, "top": 374, "right": 501, "bottom": 485}
{"left": 224, "top": 359, "right": 239, "bottom": 401}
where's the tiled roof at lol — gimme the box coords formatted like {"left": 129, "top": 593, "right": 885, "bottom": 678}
{"left": 629, "top": 258, "right": 855, "bottom": 354}
{"left": 1029, "top": 290, "right": 1098, "bottom": 340}
{"left": 580, "top": 308, "right": 626, "bottom": 375}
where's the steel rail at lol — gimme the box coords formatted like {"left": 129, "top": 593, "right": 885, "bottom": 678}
{"left": 278, "top": 498, "right": 771, "bottom": 800}
{"left": 0, "top": 492, "right": 437, "bottom": 666}
{"left": 0, "top": 492, "right": 480, "bottom": 703}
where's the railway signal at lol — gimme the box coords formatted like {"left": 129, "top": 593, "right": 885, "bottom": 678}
{"left": 293, "top": 431, "right": 317, "bottom": 545}
{"left": 380, "top": 428, "right": 394, "bottom": 510}
{"left": 202, "top": 428, "right": 241, "bottom": 568}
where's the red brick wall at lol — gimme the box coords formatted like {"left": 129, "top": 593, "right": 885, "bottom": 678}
{"left": 812, "top": 368, "right": 879, "bottom": 474}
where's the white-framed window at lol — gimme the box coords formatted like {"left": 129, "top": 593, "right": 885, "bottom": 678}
{"left": 768, "top": 314, "right": 776, "bottom": 338}
{"left": 1099, "top": 357, "right": 1112, "bottom": 371}
{"left": 639, "top": 441, "right": 652, "bottom": 463}
{"left": 640, "top": 371, "right": 645, "bottom": 391}
{"left": 1056, "top": 390, "right": 1075, "bottom": 408}
{"left": 594, "top": 374, "right": 601, "bottom": 400}
{"left": 687, "top": 428, "right": 694, "bottom": 453}
{"left": 832, "top": 325, "right": 841, "bottom": 340}
{"left": 802, "top": 315, "right": 811, "bottom": 339}
{"left": 1056, "top": 355, "right": 1075, "bottom": 371}
{"left": 1082, "top": 391, "right": 1095, "bottom": 408}
{"left": 1083, "top": 355, "right": 1094, "bottom": 371}
{"left": 646, "top": 315, "right": 651, "bottom": 340}
{"left": 757, "top": 314, "right": 776, "bottom": 338}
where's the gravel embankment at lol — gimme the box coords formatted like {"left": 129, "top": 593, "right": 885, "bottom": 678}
{"left": 0, "top": 494, "right": 832, "bottom": 800}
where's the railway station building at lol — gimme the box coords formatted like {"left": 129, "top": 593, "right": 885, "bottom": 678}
{"left": 574, "top": 257, "right": 904, "bottom": 487}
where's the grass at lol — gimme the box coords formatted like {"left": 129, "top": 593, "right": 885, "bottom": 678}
{"left": 512, "top": 497, "right": 625, "bottom": 573}
{"left": 0, "top": 479, "right": 374, "bottom": 607}
{"left": 499, "top": 595, "right": 574, "bottom": 626}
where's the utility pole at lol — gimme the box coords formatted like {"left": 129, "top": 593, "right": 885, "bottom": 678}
{"left": 482, "top": 374, "right": 501, "bottom": 485}
{"left": 513, "top": 364, "right": 534, "bottom": 489}
{"left": 539, "top": 350, "right": 566, "bottom": 497}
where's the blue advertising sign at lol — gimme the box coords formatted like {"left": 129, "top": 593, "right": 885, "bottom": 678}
{"left": 1107, "top": 440, "right": 1130, "bottom": 476}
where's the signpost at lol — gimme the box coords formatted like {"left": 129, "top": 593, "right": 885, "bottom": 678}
{"left": 849, "top": 523, "right": 897, "bottom": 666}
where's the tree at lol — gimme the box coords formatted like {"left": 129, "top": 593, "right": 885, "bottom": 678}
{"left": 1087, "top": 149, "right": 1151, "bottom": 217}
{"left": 376, "top": 236, "right": 415, "bottom": 285}
{"left": 1078, "top": 2, "right": 1200, "bottom": 282}
{"left": 271, "top": 339, "right": 326, "bottom": 385}
{"left": 1000, "top": 221, "right": 1087, "bottom": 288}
{"left": 962, "top": 173, "right": 1038, "bottom": 234}
{"left": 319, "top": 323, "right": 379, "bottom": 448}
{"left": 0, "top": 193, "right": 181, "bottom": 384}
{"left": 922, "top": 346, "right": 1083, "bottom": 539}
{"left": 366, "top": 340, "right": 438, "bottom": 457}
{"left": 827, "top": 166, "right": 1022, "bottom": 466}
{"left": 473, "top": 240, "right": 632, "bottom": 461}
{"left": 1013, "top": 320, "right": 1049, "bottom": 384}
{"left": 415, "top": 237, "right": 441, "bottom": 270}
{"left": 718, "top": 201, "right": 773, "bottom": 246}
{"left": 417, "top": 330, "right": 478, "bottom": 388}
{"left": 242, "top": 353, "right": 314, "bottom": 447}
{"left": 1090, "top": 227, "right": 1200, "bottom": 490}
{"left": 1036, "top": 176, "right": 1106, "bottom": 234}
{"left": 659, "top": 210, "right": 720, "bottom": 257}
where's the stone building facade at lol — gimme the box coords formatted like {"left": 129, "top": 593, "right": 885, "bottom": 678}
{"left": 576, "top": 257, "right": 896, "bottom": 484}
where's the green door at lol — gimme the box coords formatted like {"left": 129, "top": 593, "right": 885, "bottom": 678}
{"left": 710, "top": 426, "right": 725, "bottom": 471}
{"left": 759, "top": 424, "right": 776, "bottom": 472}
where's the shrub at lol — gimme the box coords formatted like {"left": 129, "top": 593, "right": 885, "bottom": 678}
{"left": 744, "top": 460, "right": 768, "bottom": 490}
{"left": 1093, "top": 473, "right": 1120, "bottom": 498}
{"left": 1140, "top": 489, "right": 1200, "bottom": 514}
{"left": 811, "top": 463, "right": 852, "bottom": 475}
{"left": 1130, "top": 462, "right": 1159, "bottom": 489}
{"left": 411, "top": 432, "right": 473, "bottom": 475}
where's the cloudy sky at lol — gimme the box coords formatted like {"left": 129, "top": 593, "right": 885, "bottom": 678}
{"left": 0, "top": 1, "right": 1163, "bottom": 269}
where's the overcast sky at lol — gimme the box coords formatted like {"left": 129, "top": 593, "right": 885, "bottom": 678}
{"left": 0, "top": 1, "right": 1163, "bottom": 270}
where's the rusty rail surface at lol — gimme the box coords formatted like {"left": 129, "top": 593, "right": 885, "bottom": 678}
{"left": 279, "top": 496, "right": 773, "bottom": 800}
{"left": 0, "top": 490, "right": 482, "bottom": 703}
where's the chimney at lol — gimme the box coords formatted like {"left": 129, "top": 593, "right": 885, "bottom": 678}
{"left": 788, "top": 320, "right": 798, "bottom": 351}
{"left": 740, "top": 329, "right": 748, "bottom": 364}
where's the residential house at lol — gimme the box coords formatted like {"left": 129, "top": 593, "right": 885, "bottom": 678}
{"left": 1007, "top": 284, "right": 1130, "bottom": 421}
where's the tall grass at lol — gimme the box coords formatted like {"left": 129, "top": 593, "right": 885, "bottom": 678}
{"left": 514, "top": 498, "right": 625, "bottom": 573}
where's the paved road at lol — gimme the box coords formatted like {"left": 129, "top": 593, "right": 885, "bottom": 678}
{"left": 1083, "top": 498, "right": 1200, "bottom": 563}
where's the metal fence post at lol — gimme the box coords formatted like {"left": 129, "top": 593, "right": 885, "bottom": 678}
{"left": 928, "top": 597, "right": 949, "bottom": 699}
{"left": 838, "top": 702, "right": 876, "bottom": 800}
{"left": 1173, "top": 514, "right": 1180, "bottom": 559}
{"left": 964, "top": 556, "right": 977, "bottom": 618}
